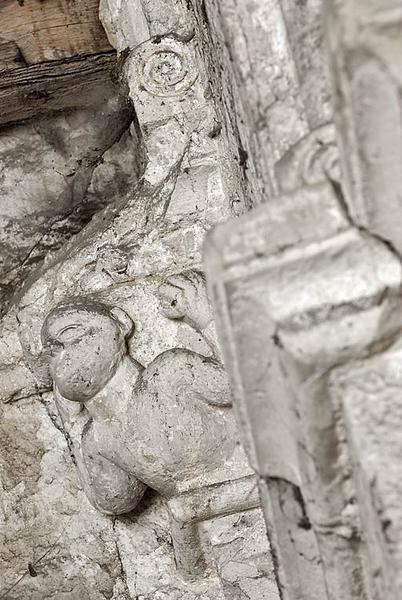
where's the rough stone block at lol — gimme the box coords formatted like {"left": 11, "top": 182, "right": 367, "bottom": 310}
{"left": 205, "top": 180, "right": 402, "bottom": 598}
{"left": 330, "top": 349, "right": 402, "bottom": 600}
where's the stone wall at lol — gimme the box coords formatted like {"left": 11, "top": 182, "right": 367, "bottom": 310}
{"left": 4, "top": 1, "right": 394, "bottom": 599}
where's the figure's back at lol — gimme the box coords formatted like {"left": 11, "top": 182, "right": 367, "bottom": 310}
{"left": 126, "top": 348, "right": 238, "bottom": 496}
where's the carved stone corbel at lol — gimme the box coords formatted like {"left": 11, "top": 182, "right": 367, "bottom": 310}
{"left": 39, "top": 272, "right": 262, "bottom": 584}
{"left": 2, "top": 1, "right": 277, "bottom": 594}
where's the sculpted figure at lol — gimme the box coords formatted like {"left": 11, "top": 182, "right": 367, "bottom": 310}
{"left": 41, "top": 271, "right": 236, "bottom": 515}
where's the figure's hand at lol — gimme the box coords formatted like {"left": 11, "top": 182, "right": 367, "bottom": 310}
{"left": 157, "top": 271, "right": 213, "bottom": 331}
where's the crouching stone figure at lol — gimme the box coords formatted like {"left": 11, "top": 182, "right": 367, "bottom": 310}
{"left": 41, "top": 272, "right": 236, "bottom": 515}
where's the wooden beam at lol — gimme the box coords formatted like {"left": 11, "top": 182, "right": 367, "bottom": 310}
{"left": 0, "top": 0, "right": 112, "bottom": 64}
{"left": 0, "top": 41, "right": 23, "bottom": 71}
{"left": 0, "top": 51, "right": 120, "bottom": 127}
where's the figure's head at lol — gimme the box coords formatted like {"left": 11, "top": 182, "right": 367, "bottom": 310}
{"left": 41, "top": 300, "right": 133, "bottom": 402}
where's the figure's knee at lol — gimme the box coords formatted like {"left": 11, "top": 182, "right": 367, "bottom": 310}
{"left": 86, "top": 473, "right": 147, "bottom": 515}
{"left": 81, "top": 430, "right": 147, "bottom": 515}
{"left": 90, "top": 491, "right": 144, "bottom": 516}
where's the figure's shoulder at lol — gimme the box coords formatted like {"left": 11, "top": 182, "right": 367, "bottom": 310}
{"left": 141, "top": 348, "right": 209, "bottom": 387}
{"left": 146, "top": 348, "right": 203, "bottom": 371}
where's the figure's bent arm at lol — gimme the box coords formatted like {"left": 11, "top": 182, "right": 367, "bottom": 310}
{"left": 157, "top": 271, "right": 224, "bottom": 361}
{"left": 197, "top": 320, "right": 224, "bottom": 363}
{"left": 147, "top": 349, "right": 233, "bottom": 407}
{"left": 190, "top": 354, "right": 232, "bottom": 407}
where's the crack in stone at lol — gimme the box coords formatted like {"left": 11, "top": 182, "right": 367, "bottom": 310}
{"left": 0, "top": 518, "right": 71, "bottom": 600}
{"left": 112, "top": 519, "right": 132, "bottom": 600}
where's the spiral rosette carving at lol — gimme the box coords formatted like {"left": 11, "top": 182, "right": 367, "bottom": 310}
{"left": 137, "top": 39, "right": 197, "bottom": 97}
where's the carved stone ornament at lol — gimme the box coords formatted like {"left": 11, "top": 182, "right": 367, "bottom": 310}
{"left": 40, "top": 272, "right": 256, "bottom": 581}
{"left": 138, "top": 38, "right": 198, "bottom": 97}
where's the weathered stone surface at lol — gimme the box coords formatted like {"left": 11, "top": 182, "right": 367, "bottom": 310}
{"left": 0, "top": 97, "right": 135, "bottom": 314}
{"left": 205, "top": 3, "right": 402, "bottom": 599}
{"left": 0, "top": 394, "right": 125, "bottom": 600}
{"left": 330, "top": 348, "right": 402, "bottom": 600}
{"left": 206, "top": 170, "right": 401, "bottom": 599}
{"left": 205, "top": 178, "right": 402, "bottom": 598}
{"left": 99, "top": 0, "right": 194, "bottom": 52}
{"left": 213, "top": 0, "right": 333, "bottom": 200}
{"left": 0, "top": 391, "right": 275, "bottom": 599}
{"left": 115, "top": 498, "right": 279, "bottom": 600}
{"left": 202, "top": 509, "right": 279, "bottom": 600}
{"left": 325, "top": 0, "right": 402, "bottom": 255}
{"left": 100, "top": 0, "right": 149, "bottom": 51}
{"left": 7, "top": 0, "right": 401, "bottom": 598}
